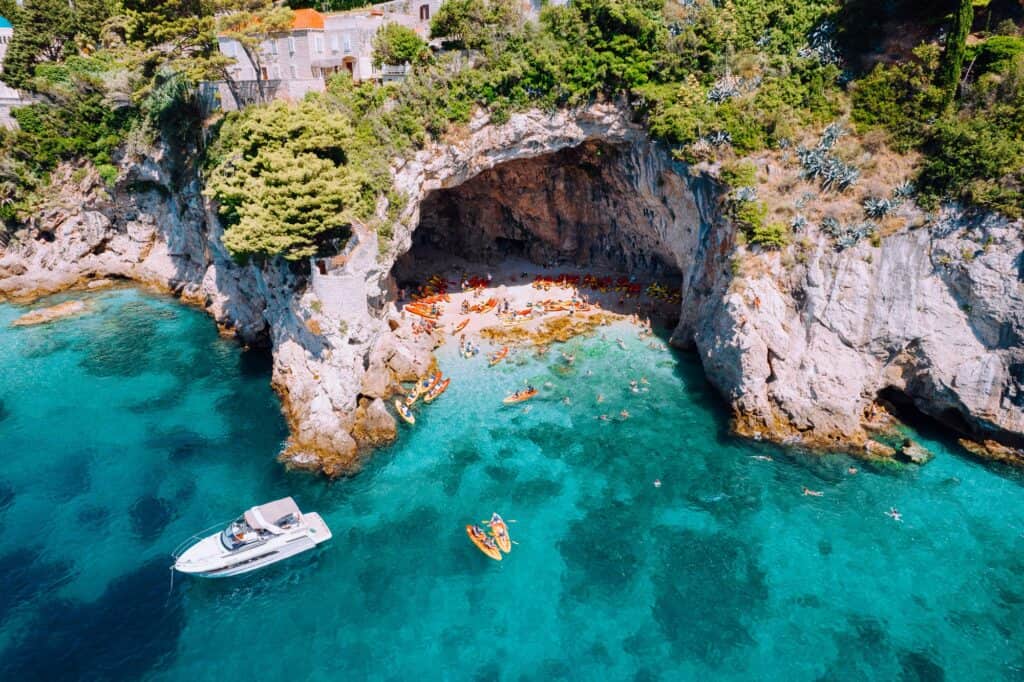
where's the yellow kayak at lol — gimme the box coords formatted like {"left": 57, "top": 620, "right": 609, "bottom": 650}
{"left": 394, "top": 399, "right": 415, "bottom": 425}
{"left": 467, "top": 524, "right": 502, "bottom": 561}
{"left": 489, "top": 513, "right": 511, "bottom": 553}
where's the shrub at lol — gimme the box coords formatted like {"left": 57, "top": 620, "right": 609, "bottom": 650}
{"left": 750, "top": 221, "right": 789, "bottom": 249}
{"left": 850, "top": 44, "right": 944, "bottom": 150}
{"left": 719, "top": 160, "right": 757, "bottom": 188}
{"left": 373, "top": 22, "right": 428, "bottom": 67}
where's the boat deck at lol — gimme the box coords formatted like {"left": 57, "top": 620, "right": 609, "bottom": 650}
{"left": 304, "top": 512, "right": 333, "bottom": 544}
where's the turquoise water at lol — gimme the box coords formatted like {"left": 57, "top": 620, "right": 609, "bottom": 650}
{"left": 1, "top": 288, "right": 1023, "bottom": 680}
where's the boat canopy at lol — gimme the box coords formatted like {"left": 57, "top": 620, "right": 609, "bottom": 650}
{"left": 244, "top": 497, "right": 301, "bottom": 534}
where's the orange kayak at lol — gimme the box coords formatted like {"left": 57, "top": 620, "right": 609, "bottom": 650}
{"left": 466, "top": 524, "right": 502, "bottom": 561}
{"left": 503, "top": 388, "right": 537, "bottom": 404}
{"left": 407, "top": 307, "right": 438, "bottom": 320}
{"left": 489, "top": 346, "right": 509, "bottom": 366}
{"left": 489, "top": 513, "right": 511, "bottom": 553}
{"left": 406, "top": 372, "right": 441, "bottom": 405}
{"left": 424, "top": 378, "right": 450, "bottom": 403}
{"left": 452, "top": 318, "right": 469, "bottom": 334}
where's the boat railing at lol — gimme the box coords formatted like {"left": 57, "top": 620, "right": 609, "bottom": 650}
{"left": 170, "top": 519, "right": 233, "bottom": 559}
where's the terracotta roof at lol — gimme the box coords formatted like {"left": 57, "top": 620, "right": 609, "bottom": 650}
{"left": 292, "top": 8, "right": 324, "bottom": 30}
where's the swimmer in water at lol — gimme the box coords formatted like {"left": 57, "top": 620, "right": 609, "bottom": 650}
{"left": 848, "top": 466, "right": 858, "bottom": 475}
{"left": 620, "top": 409, "right": 630, "bottom": 420}
{"left": 597, "top": 394, "right": 605, "bottom": 404}
{"left": 653, "top": 479, "right": 662, "bottom": 488}
{"left": 750, "top": 455, "right": 774, "bottom": 462}
{"left": 886, "top": 507, "right": 903, "bottom": 522}
{"left": 802, "top": 487, "right": 824, "bottom": 497}
{"left": 562, "top": 396, "right": 572, "bottom": 405}
{"left": 640, "top": 377, "right": 649, "bottom": 385}
{"left": 598, "top": 414, "right": 610, "bottom": 421}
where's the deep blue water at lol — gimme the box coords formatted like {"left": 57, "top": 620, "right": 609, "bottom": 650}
{"left": 1, "top": 288, "right": 1023, "bottom": 681}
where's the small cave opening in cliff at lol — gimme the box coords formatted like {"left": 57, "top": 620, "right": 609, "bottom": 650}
{"left": 876, "top": 386, "right": 979, "bottom": 450}
{"left": 393, "top": 141, "right": 685, "bottom": 325}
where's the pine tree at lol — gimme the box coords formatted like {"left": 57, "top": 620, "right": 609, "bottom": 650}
{"left": 937, "top": 0, "right": 973, "bottom": 110}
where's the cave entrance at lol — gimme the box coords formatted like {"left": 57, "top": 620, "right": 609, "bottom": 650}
{"left": 393, "top": 141, "right": 684, "bottom": 323}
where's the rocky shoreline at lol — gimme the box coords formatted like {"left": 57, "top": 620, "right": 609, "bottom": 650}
{"left": 2, "top": 103, "right": 1022, "bottom": 474}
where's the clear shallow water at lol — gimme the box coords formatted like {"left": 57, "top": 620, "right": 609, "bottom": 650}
{"left": 1, "top": 289, "right": 1023, "bottom": 681}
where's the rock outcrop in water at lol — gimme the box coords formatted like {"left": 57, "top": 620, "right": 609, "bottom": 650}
{"left": 1, "top": 102, "right": 1022, "bottom": 473}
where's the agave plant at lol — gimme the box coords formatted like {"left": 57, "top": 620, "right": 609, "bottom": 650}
{"left": 799, "top": 20, "right": 841, "bottom": 65}
{"left": 733, "top": 186, "right": 758, "bottom": 202}
{"left": 863, "top": 197, "right": 898, "bottom": 219}
{"left": 819, "top": 123, "right": 845, "bottom": 151}
{"left": 893, "top": 181, "right": 916, "bottom": 200}
{"left": 703, "top": 131, "right": 733, "bottom": 147}
{"left": 820, "top": 218, "right": 876, "bottom": 250}
{"left": 790, "top": 214, "right": 808, "bottom": 232}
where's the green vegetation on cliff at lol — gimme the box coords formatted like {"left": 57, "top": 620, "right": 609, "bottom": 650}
{"left": 2, "top": 0, "right": 1022, "bottom": 253}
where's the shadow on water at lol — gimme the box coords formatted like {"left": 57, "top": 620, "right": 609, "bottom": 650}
{"left": 130, "top": 495, "right": 176, "bottom": 541}
{"left": 0, "top": 547, "right": 74, "bottom": 623}
{"left": 0, "top": 558, "right": 186, "bottom": 681}
{"left": 648, "top": 528, "right": 768, "bottom": 666}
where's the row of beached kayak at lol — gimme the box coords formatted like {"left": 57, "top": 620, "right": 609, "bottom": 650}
{"left": 394, "top": 371, "right": 450, "bottom": 426}
{"left": 466, "top": 513, "right": 513, "bottom": 561}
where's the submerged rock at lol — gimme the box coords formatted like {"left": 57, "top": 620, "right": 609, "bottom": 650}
{"left": 957, "top": 438, "right": 1024, "bottom": 466}
{"left": 898, "top": 439, "right": 934, "bottom": 465}
{"left": 11, "top": 300, "right": 88, "bottom": 327}
{"left": 864, "top": 440, "right": 897, "bottom": 460}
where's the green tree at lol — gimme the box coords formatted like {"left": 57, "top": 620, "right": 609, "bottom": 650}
{"left": 372, "top": 22, "right": 427, "bottom": 67}
{"left": 429, "top": 0, "right": 521, "bottom": 50}
{"left": 2, "top": 0, "right": 77, "bottom": 88}
{"left": 937, "top": 0, "right": 973, "bottom": 109}
{"left": 206, "top": 99, "right": 373, "bottom": 260}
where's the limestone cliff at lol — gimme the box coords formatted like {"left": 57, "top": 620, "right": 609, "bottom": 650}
{"left": 1, "top": 103, "right": 1022, "bottom": 474}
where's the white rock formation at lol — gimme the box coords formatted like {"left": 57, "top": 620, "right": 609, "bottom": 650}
{"left": 2, "top": 102, "right": 1022, "bottom": 474}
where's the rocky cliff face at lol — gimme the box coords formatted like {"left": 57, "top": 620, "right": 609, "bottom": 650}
{"left": 2, "top": 103, "right": 1022, "bottom": 474}
{"left": 704, "top": 210, "right": 1024, "bottom": 461}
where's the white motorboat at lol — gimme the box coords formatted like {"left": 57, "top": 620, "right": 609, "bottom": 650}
{"left": 172, "top": 497, "right": 331, "bottom": 577}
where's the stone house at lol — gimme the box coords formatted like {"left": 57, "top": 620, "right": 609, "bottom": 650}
{"left": 0, "top": 16, "right": 27, "bottom": 129}
{"left": 216, "top": 2, "right": 442, "bottom": 109}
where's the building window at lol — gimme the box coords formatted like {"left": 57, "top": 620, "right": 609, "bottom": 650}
{"left": 419, "top": 4, "right": 430, "bottom": 20}
{"left": 343, "top": 36, "right": 351, "bottom": 53}
{"left": 330, "top": 35, "right": 339, "bottom": 53}
{"left": 315, "top": 35, "right": 324, "bottom": 53}
{"left": 290, "top": 64, "right": 297, "bottom": 79}
{"left": 288, "top": 36, "right": 296, "bottom": 55}
{"left": 269, "top": 39, "right": 278, "bottom": 55}
{"left": 272, "top": 65, "right": 281, "bottom": 79}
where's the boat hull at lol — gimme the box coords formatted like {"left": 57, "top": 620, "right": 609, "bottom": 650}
{"left": 174, "top": 513, "right": 332, "bottom": 578}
